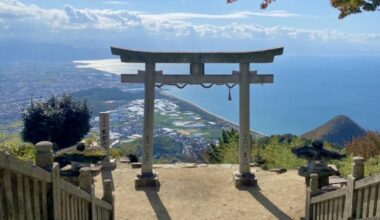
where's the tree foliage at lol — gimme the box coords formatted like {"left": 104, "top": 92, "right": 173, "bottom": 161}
{"left": 331, "top": 0, "right": 380, "bottom": 18}
{"left": 206, "top": 128, "right": 239, "bottom": 163}
{"left": 22, "top": 95, "right": 91, "bottom": 151}
{"left": 227, "top": 0, "right": 380, "bottom": 19}
{"left": 345, "top": 131, "right": 380, "bottom": 159}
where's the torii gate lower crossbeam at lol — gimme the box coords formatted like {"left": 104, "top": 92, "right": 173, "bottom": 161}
{"left": 111, "top": 47, "right": 284, "bottom": 188}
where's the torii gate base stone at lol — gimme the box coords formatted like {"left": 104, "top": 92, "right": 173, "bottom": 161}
{"left": 111, "top": 47, "right": 283, "bottom": 188}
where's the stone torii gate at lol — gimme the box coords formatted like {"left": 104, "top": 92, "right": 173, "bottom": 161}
{"left": 111, "top": 46, "right": 283, "bottom": 187}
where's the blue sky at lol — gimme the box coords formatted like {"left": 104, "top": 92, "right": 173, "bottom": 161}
{"left": 0, "top": 0, "right": 379, "bottom": 55}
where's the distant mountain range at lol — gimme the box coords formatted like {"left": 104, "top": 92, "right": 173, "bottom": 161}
{"left": 0, "top": 41, "right": 110, "bottom": 61}
{"left": 302, "top": 115, "right": 366, "bottom": 146}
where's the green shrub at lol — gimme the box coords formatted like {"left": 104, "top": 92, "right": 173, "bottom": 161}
{"left": 364, "top": 156, "right": 380, "bottom": 176}
{"left": 332, "top": 154, "right": 353, "bottom": 177}
{"left": 0, "top": 135, "right": 36, "bottom": 162}
{"left": 110, "top": 148, "right": 122, "bottom": 158}
{"left": 333, "top": 155, "right": 380, "bottom": 178}
{"left": 206, "top": 130, "right": 307, "bottom": 169}
{"left": 259, "top": 144, "right": 305, "bottom": 170}
{"left": 220, "top": 142, "right": 239, "bottom": 164}
{"left": 22, "top": 94, "right": 91, "bottom": 151}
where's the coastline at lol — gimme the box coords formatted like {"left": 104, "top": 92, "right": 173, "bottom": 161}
{"left": 159, "top": 90, "right": 265, "bottom": 137}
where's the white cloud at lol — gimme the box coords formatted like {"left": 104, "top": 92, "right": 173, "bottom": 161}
{"left": 0, "top": 0, "right": 379, "bottom": 44}
{"left": 139, "top": 10, "right": 298, "bottom": 21}
{"left": 0, "top": 0, "right": 141, "bottom": 30}
{"left": 103, "top": 1, "right": 129, "bottom": 5}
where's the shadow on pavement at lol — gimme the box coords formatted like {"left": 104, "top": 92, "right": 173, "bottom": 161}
{"left": 238, "top": 185, "right": 292, "bottom": 220}
{"left": 138, "top": 185, "right": 172, "bottom": 220}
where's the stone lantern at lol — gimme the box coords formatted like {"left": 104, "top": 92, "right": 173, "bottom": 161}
{"left": 54, "top": 142, "right": 106, "bottom": 185}
{"left": 292, "top": 140, "right": 346, "bottom": 188}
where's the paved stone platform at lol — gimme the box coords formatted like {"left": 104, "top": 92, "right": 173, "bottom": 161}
{"left": 95, "top": 163, "right": 305, "bottom": 220}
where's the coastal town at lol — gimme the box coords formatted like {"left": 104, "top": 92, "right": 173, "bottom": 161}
{"left": 0, "top": 61, "right": 120, "bottom": 126}
{"left": 0, "top": 61, "right": 237, "bottom": 161}
{"left": 91, "top": 98, "right": 233, "bottom": 161}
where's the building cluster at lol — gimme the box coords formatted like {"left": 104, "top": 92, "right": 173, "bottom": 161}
{"left": 91, "top": 98, "right": 221, "bottom": 159}
{"left": 0, "top": 61, "right": 120, "bottom": 127}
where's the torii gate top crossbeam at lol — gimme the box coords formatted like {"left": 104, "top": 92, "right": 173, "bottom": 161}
{"left": 111, "top": 47, "right": 284, "bottom": 63}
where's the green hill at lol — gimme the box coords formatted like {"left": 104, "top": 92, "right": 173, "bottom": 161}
{"left": 302, "top": 115, "right": 366, "bottom": 146}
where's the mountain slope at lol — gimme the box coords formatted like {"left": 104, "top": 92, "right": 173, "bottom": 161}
{"left": 302, "top": 115, "right": 366, "bottom": 146}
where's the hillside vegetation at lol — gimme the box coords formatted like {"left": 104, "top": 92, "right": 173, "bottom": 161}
{"left": 206, "top": 129, "right": 312, "bottom": 170}
{"left": 206, "top": 129, "right": 380, "bottom": 178}
{"left": 345, "top": 131, "right": 380, "bottom": 159}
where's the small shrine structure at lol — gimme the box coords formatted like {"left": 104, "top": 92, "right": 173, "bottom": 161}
{"left": 111, "top": 46, "right": 283, "bottom": 187}
{"left": 292, "top": 140, "right": 346, "bottom": 188}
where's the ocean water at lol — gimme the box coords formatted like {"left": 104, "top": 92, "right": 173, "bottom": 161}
{"left": 75, "top": 55, "right": 380, "bottom": 135}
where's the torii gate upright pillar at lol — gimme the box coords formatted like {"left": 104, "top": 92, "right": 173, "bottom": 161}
{"left": 233, "top": 62, "right": 256, "bottom": 187}
{"left": 135, "top": 62, "right": 159, "bottom": 187}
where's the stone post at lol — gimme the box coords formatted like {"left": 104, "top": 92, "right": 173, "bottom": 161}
{"left": 233, "top": 62, "right": 256, "bottom": 187}
{"left": 99, "top": 112, "right": 110, "bottom": 160}
{"left": 35, "top": 141, "right": 53, "bottom": 171}
{"left": 352, "top": 156, "right": 365, "bottom": 179}
{"left": 135, "top": 62, "right": 159, "bottom": 187}
{"left": 309, "top": 173, "right": 319, "bottom": 193}
{"left": 99, "top": 112, "right": 116, "bottom": 192}
{"left": 79, "top": 167, "right": 92, "bottom": 193}
{"left": 344, "top": 156, "right": 365, "bottom": 219}
{"left": 102, "top": 179, "right": 113, "bottom": 203}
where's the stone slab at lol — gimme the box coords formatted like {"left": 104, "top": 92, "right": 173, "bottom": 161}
{"left": 135, "top": 172, "right": 159, "bottom": 188}
{"left": 119, "top": 157, "right": 130, "bottom": 163}
{"left": 269, "top": 168, "right": 287, "bottom": 174}
{"left": 233, "top": 171, "right": 257, "bottom": 187}
{"left": 131, "top": 162, "right": 142, "bottom": 169}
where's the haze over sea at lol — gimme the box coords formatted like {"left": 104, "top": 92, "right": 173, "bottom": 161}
{"left": 75, "top": 55, "right": 380, "bottom": 135}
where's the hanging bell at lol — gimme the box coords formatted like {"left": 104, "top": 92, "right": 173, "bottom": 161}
{"left": 228, "top": 87, "right": 232, "bottom": 101}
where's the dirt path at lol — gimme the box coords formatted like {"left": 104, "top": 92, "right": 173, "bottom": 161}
{"left": 96, "top": 164, "right": 305, "bottom": 220}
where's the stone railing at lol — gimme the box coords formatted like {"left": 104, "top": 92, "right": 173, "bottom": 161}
{"left": 0, "top": 141, "right": 114, "bottom": 220}
{"left": 305, "top": 156, "right": 380, "bottom": 220}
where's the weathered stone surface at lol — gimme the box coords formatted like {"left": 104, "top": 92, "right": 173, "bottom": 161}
{"left": 35, "top": 141, "right": 53, "bottom": 171}
{"left": 135, "top": 172, "right": 159, "bottom": 188}
{"left": 233, "top": 171, "right": 257, "bottom": 187}
{"left": 79, "top": 167, "right": 92, "bottom": 193}
{"left": 35, "top": 141, "right": 53, "bottom": 152}
{"left": 111, "top": 47, "right": 284, "bottom": 64}
{"left": 131, "top": 162, "right": 142, "bottom": 169}
{"left": 352, "top": 156, "right": 365, "bottom": 179}
{"left": 119, "top": 157, "right": 130, "bottom": 163}
{"left": 99, "top": 112, "right": 110, "bottom": 159}
{"left": 175, "top": 163, "right": 197, "bottom": 168}
{"left": 102, "top": 179, "right": 113, "bottom": 203}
